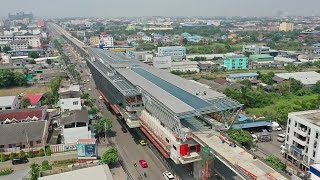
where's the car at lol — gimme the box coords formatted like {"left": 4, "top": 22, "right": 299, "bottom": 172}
{"left": 99, "top": 96, "right": 103, "bottom": 100}
{"left": 87, "top": 79, "right": 90, "bottom": 82}
{"left": 139, "top": 140, "right": 147, "bottom": 146}
{"left": 276, "top": 127, "right": 283, "bottom": 131}
{"left": 12, "top": 157, "right": 29, "bottom": 165}
{"left": 163, "top": 171, "right": 175, "bottom": 180}
{"left": 139, "top": 159, "right": 148, "bottom": 168}
{"left": 121, "top": 127, "right": 128, "bottom": 133}
{"left": 88, "top": 88, "right": 92, "bottom": 91}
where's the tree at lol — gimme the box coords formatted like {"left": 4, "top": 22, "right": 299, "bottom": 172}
{"left": 0, "top": 70, "right": 27, "bottom": 88}
{"left": 42, "top": 92, "right": 53, "bottom": 106}
{"left": 29, "top": 163, "right": 40, "bottom": 180}
{"left": 265, "top": 155, "right": 286, "bottom": 171}
{"left": 240, "top": 79, "right": 252, "bottom": 88}
{"left": 46, "top": 59, "right": 53, "bottom": 64}
{"left": 243, "top": 51, "right": 252, "bottom": 58}
{"left": 18, "top": 150, "right": 26, "bottom": 158}
{"left": 89, "top": 107, "right": 99, "bottom": 115}
{"left": 182, "top": 38, "right": 188, "bottom": 45}
{"left": 9, "top": 152, "right": 15, "bottom": 160}
{"left": 20, "top": 98, "right": 31, "bottom": 108}
{"left": 313, "top": 80, "right": 320, "bottom": 93}
{"left": 38, "top": 149, "right": 45, "bottom": 157}
{"left": 3, "top": 46, "right": 11, "bottom": 52}
{"left": 285, "top": 63, "right": 297, "bottom": 72}
{"left": 27, "top": 46, "right": 33, "bottom": 49}
{"left": 28, "top": 52, "right": 40, "bottom": 59}
{"left": 227, "top": 129, "right": 253, "bottom": 149}
{"left": 94, "top": 117, "right": 113, "bottom": 137}
{"left": 28, "top": 150, "right": 35, "bottom": 158}
{"left": 45, "top": 147, "right": 52, "bottom": 156}
{"left": 41, "top": 160, "right": 51, "bottom": 171}
{"left": 49, "top": 76, "right": 63, "bottom": 104}
{"left": 260, "top": 72, "right": 275, "bottom": 85}
{"left": 101, "top": 148, "right": 118, "bottom": 165}
{"left": 0, "top": 153, "right": 7, "bottom": 162}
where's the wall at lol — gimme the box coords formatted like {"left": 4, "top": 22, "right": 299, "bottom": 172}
{"left": 63, "top": 126, "right": 91, "bottom": 144}
{"left": 60, "top": 97, "right": 81, "bottom": 112}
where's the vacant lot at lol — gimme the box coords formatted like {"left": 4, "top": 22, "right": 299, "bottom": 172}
{"left": 0, "top": 86, "right": 49, "bottom": 96}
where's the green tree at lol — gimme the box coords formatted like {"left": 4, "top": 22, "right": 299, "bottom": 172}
{"left": 18, "top": 150, "right": 26, "bottom": 158}
{"left": 27, "top": 46, "right": 33, "bottom": 49}
{"left": 38, "top": 149, "right": 45, "bottom": 157}
{"left": 42, "top": 92, "right": 53, "bottom": 106}
{"left": 182, "top": 38, "right": 188, "bottom": 45}
{"left": 260, "top": 72, "right": 275, "bottom": 85}
{"left": 28, "top": 52, "right": 40, "bottom": 59}
{"left": 94, "top": 117, "right": 113, "bottom": 136}
{"left": 0, "top": 153, "right": 7, "bottom": 162}
{"left": 313, "top": 80, "right": 320, "bottom": 93}
{"left": 45, "top": 147, "right": 52, "bottom": 156}
{"left": 9, "top": 152, "right": 15, "bottom": 160}
{"left": 89, "top": 107, "right": 99, "bottom": 115}
{"left": 20, "top": 98, "right": 31, "bottom": 108}
{"left": 240, "top": 79, "right": 252, "bottom": 88}
{"left": 265, "top": 155, "right": 286, "bottom": 171}
{"left": 49, "top": 76, "right": 63, "bottom": 104}
{"left": 285, "top": 63, "right": 297, "bottom": 72}
{"left": 243, "top": 51, "right": 252, "bottom": 58}
{"left": 41, "top": 160, "right": 51, "bottom": 171}
{"left": 29, "top": 163, "right": 40, "bottom": 180}
{"left": 3, "top": 46, "right": 11, "bottom": 52}
{"left": 28, "top": 150, "right": 35, "bottom": 158}
{"left": 46, "top": 59, "right": 53, "bottom": 64}
{"left": 227, "top": 129, "right": 253, "bottom": 149}
{"left": 101, "top": 148, "right": 118, "bottom": 165}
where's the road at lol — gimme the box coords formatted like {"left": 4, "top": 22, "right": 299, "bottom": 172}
{"left": 64, "top": 43, "right": 167, "bottom": 180}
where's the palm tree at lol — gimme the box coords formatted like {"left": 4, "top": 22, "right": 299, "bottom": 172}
{"left": 94, "top": 117, "right": 112, "bottom": 137}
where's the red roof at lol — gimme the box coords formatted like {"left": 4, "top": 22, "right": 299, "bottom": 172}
{"left": 0, "top": 107, "right": 45, "bottom": 121}
{"left": 22, "top": 94, "right": 43, "bottom": 105}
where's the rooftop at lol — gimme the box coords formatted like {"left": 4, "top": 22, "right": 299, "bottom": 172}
{"left": 59, "top": 84, "right": 80, "bottom": 93}
{"left": 0, "top": 96, "right": 17, "bottom": 107}
{"left": 232, "top": 121, "right": 271, "bottom": 129}
{"left": 291, "top": 110, "right": 320, "bottom": 126}
{"left": 22, "top": 94, "right": 43, "bottom": 105}
{"left": 0, "top": 107, "right": 46, "bottom": 121}
{"left": 61, "top": 110, "right": 89, "bottom": 125}
{"left": 275, "top": 71, "right": 320, "bottom": 85}
{"left": 250, "top": 54, "right": 274, "bottom": 60}
{"left": 228, "top": 73, "right": 258, "bottom": 78}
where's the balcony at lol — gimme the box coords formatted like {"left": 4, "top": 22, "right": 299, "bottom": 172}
{"left": 295, "top": 127, "right": 308, "bottom": 137}
{"left": 178, "top": 152, "right": 201, "bottom": 164}
{"left": 293, "top": 136, "right": 307, "bottom": 146}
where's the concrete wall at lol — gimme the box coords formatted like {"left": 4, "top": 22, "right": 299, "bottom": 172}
{"left": 60, "top": 98, "right": 81, "bottom": 112}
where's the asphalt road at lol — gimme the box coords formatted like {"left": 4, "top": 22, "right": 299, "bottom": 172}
{"left": 65, "top": 44, "right": 167, "bottom": 180}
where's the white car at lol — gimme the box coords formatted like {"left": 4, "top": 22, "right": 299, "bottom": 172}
{"left": 99, "top": 96, "right": 103, "bottom": 100}
{"left": 163, "top": 171, "right": 174, "bottom": 180}
{"left": 87, "top": 79, "right": 90, "bottom": 82}
{"left": 88, "top": 88, "right": 92, "bottom": 91}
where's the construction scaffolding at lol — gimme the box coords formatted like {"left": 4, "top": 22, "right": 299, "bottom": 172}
{"left": 201, "top": 145, "right": 215, "bottom": 180}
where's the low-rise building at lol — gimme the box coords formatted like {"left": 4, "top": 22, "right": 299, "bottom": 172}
{"left": 89, "top": 36, "right": 100, "bottom": 46}
{"left": 59, "top": 83, "right": 81, "bottom": 112}
{"left": 198, "top": 61, "right": 213, "bottom": 72}
{"left": 0, "top": 96, "right": 19, "bottom": 111}
{"left": 170, "top": 61, "right": 199, "bottom": 72}
{"left": 226, "top": 73, "right": 259, "bottom": 82}
{"left": 10, "top": 40, "right": 28, "bottom": 50}
{"left": 127, "top": 34, "right": 142, "bottom": 43}
{"left": 100, "top": 33, "right": 114, "bottom": 47}
{"left": 158, "top": 46, "right": 186, "bottom": 59}
{"left": 249, "top": 54, "right": 274, "bottom": 63}
{"left": 21, "top": 94, "right": 43, "bottom": 108}
{"left": 285, "top": 110, "right": 320, "bottom": 172}
{"left": 243, "top": 45, "right": 271, "bottom": 55}
{"left": 223, "top": 54, "right": 248, "bottom": 70}
{"left": 142, "top": 35, "right": 152, "bottom": 42}
{"left": 153, "top": 56, "right": 172, "bottom": 69}
{"left": 274, "top": 71, "right": 320, "bottom": 86}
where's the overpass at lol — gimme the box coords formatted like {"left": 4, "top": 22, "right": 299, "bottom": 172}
{"left": 47, "top": 23, "right": 289, "bottom": 180}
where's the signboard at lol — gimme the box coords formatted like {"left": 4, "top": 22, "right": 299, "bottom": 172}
{"left": 76, "top": 143, "right": 97, "bottom": 159}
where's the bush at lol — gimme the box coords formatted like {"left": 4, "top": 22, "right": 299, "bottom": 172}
{"left": 41, "top": 160, "right": 51, "bottom": 171}
{"left": 53, "top": 159, "right": 77, "bottom": 165}
{"left": 265, "top": 155, "right": 286, "bottom": 171}
{"left": 9, "top": 153, "right": 15, "bottom": 160}
{"left": 45, "top": 147, "right": 52, "bottom": 156}
{"left": 18, "top": 150, "right": 26, "bottom": 158}
{"left": 38, "top": 149, "right": 45, "bottom": 157}
{"left": 28, "top": 151, "right": 35, "bottom": 158}
{"left": 0, "top": 167, "right": 13, "bottom": 176}
{"left": 0, "top": 154, "right": 6, "bottom": 162}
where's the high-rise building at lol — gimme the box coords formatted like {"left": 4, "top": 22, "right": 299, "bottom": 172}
{"left": 279, "top": 22, "right": 294, "bottom": 32}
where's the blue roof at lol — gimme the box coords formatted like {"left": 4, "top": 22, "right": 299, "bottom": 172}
{"left": 238, "top": 114, "right": 251, "bottom": 122}
{"left": 229, "top": 73, "right": 258, "bottom": 78}
{"left": 132, "top": 68, "right": 212, "bottom": 109}
{"left": 231, "top": 121, "right": 271, "bottom": 129}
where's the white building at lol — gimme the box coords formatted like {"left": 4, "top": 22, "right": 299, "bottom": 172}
{"left": 0, "top": 35, "right": 14, "bottom": 43}
{"left": 243, "top": 45, "right": 271, "bottom": 55}
{"left": 0, "top": 96, "right": 19, "bottom": 111}
{"left": 279, "top": 22, "right": 294, "bottom": 32}
{"left": 170, "top": 61, "right": 199, "bottom": 72}
{"left": 10, "top": 40, "right": 28, "bottom": 50}
{"left": 14, "top": 35, "right": 41, "bottom": 48}
{"left": 153, "top": 56, "right": 172, "bottom": 69}
{"left": 142, "top": 35, "right": 152, "bottom": 42}
{"left": 100, "top": 35, "right": 114, "bottom": 47}
{"left": 59, "top": 84, "right": 81, "bottom": 112}
{"left": 285, "top": 110, "right": 320, "bottom": 172}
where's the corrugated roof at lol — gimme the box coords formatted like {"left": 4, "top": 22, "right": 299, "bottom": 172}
{"left": 228, "top": 73, "right": 258, "bottom": 78}
{"left": 0, "top": 107, "right": 46, "bottom": 121}
{"left": 0, "top": 96, "right": 17, "bottom": 107}
{"left": 232, "top": 121, "right": 271, "bottom": 129}
{"left": 22, "top": 94, "right": 43, "bottom": 105}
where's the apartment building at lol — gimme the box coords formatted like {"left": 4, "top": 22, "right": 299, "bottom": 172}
{"left": 10, "top": 40, "right": 28, "bottom": 50}
{"left": 100, "top": 33, "right": 114, "bottom": 47}
{"left": 243, "top": 45, "right": 271, "bottom": 55}
{"left": 285, "top": 110, "right": 320, "bottom": 172}
{"left": 89, "top": 36, "right": 100, "bottom": 46}
{"left": 14, "top": 35, "right": 41, "bottom": 48}
{"left": 223, "top": 54, "right": 248, "bottom": 70}
{"left": 59, "top": 83, "right": 81, "bottom": 112}
{"left": 279, "top": 22, "right": 294, "bottom": 32}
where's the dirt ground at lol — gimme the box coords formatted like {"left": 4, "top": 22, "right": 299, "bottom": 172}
{"left": 0, "top": 85, "right": 49, "bottom": 96}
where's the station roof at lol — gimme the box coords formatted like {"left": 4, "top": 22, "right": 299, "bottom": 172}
{"left": 231, "top": 121, "right": 271, "bottom": 129}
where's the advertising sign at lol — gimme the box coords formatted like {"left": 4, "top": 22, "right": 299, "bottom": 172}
{"left": 76, "top": 143, "right": 97, "bottom": 159}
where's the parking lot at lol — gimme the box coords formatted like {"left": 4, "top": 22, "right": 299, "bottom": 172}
{"left": 255, "top": 130, "right": 287, "bottom": 161}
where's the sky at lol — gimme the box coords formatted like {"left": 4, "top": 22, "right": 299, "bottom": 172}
{"left": 0, "top": 0, "right": 319, "bottom": 18}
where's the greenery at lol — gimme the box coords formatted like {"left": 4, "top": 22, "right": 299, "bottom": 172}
{"left": 227, "top": 129, "right": 253, "bottom": 149}
{"left": 28, "top": 150, "right": 35, "bottom": 158}
{"left": 18, "top": 150, "right": 26, "bottom": 158}
{"left": 94, "top": 117, "right": 113, "bottom": 136}
{"left": 9, "top": 152, "right": 15, "bottom": 160}
{"left": 38, "top": 149, "right": 45, "bottom": 157}
{"left": 49, "top": 76, "right": 63, "bottom": 104}
{"left": 0, "top": 154, "right": 6, "bottom": 162}
{"left": 187, "top": 43, "right": 241, "bottom": 54}
{"left": 45, "top": 147, "right": 52, "bottom": 156}
{"left": 0, "top": 69, "right": 27, "bottom": 88}
{"left": 171, "top": 70, "right": 197, "bottom": 75}
{"left": 41, "top": 160, "right": 51, "bottom": 171}
{"left": 89, "top": 107, "right": 99, "bottom": 115}
{"left": 46, "top": 59, "right": 53, "bottom": 64}
{"left": 265, "top": 155, "right": 286, "bottom": 171}
{"left": 29, "top": 163, "right": 40, "bottom": 180}
{"left": 30, "top": 60, "right": 37, "bottom": 64}
{"left": 192, "top": 56, "right": 207, "bottom": 61}
{"left": 0, "top": 167, "right": 13, "bottom": 176}
{"left": 52, "top": 159, "right": 77, "bottom": 167}
{"left": 258, "top": 71, "right": 274, "bottom": 85}
{"left": 20, "top": 98, "right": 31, "bottom": 108}
{"left": 28, "top": 52, "right": 40, "bottom": 59}
{"left": 101, "top": 148, "right": 118, "bottom": 165}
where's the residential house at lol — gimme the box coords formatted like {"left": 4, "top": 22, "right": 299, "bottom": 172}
{"left": 142, "top": 35, "right": 152, "bottom": 42}
{"left": 21, "top": 94, "right": 43, "bottom": 108}
{"left": 100, "top": 33, "right": 114, "bottom": 47}
{"left": 0, "top": 96, "right": 19, "bottom": 111}
{"left": 223, "top": 54, "right": 248, "bottom": 70}
{"left": 59, "top": 83, "right": 81, "bottom": 112}
{"left": 198, "top": 61, "right": 213, "bottom": 72}
{"left": 226, "top": 73, "right": 259, "bottom": 82}
{"left": 127, "top": 34, "right": 142, "bottom": 43}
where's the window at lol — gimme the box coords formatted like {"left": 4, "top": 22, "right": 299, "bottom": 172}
{"left": 288, "top": 118, "right": 291, "bottom": 124}
{"left": 64, "top": 123, "right": 76, "bottom": 129}
{"left": 166, "top": 138, "right": 169, "bottom": 143}
{"left": 5, "top": 107, "right": 11, "bottom": 110}
{"left": 316, "top": 132, "right": 319, "bottom": 139}
{"left": 0, "top": 145, "right": 4, "bottom": 148}
{"left": 173, "top": 145, "right": 177, "bottom": 150}
{"left": 73, "top": 101, "right": 78, "bottom": 105}
{"left": 313, "top": 150, "right": 316, "bottom": 158}
{"left": 295, "top": 121, "right": 297, "bottom": 127}
{"left": 64, "top": 109, "right": 69, "bottom": 112}
{"left": 36, "top": 140, "right": 41, "bottom": 144}
{"left": 160, "top": 122, "right": 165, "bottom": 127}
{"left": 287, "top": 127, "right": 290, "bottom": 133}
{"left": 287, "top": 135, "right": 289, "bottom": 141}
{"left": 76, "top": 122, "right": 87, "bottom": 127}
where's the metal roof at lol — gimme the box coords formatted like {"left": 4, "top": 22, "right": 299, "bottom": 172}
{"left": 275, "top": 71, "right": 320, "bottom": 85}
{"left": 0, "top": 96, "right": 17, "bottom": 107}
{"left": 228, "top": 73, "right": 258, "bottom": 78}
{"left": 231, "top": 121, "right": 271, "bottom": 129}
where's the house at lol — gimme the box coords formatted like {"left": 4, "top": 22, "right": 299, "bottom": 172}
{"left": 127, "top": 34, "right": 142, "bottom": 43}
{"left": 142, "top": 36, "right": 152, "bottom": 42}
{"left": 273, "top": 71, "right": 320, "bottom": 86}
{"left": 0, "top": 96, "right": 19, "bottom": 111}
{"left": 226, "top": 73, "right": 259, "bottom": 82}
{"left": 59, "top": 83, "right": 81, "bottom": 112}
{"left": 223, "top": 54, "right": 248, "bottom": 70}
{"left": 60, "top": 110, "right": 91, "bottom": 144}
{"left": 21, "top": 94, "right": 43, "bottom": 108}
{"left": 198, "top": 61, "right": 212, "bottom": 72}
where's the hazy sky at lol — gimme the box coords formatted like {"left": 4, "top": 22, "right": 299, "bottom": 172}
{"left": 0, "top": 0, "right": 319, "bottom": 18}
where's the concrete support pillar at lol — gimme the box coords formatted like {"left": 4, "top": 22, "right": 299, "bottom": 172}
{"left": 193, "top": 161, "right": 202, "bottom": 180}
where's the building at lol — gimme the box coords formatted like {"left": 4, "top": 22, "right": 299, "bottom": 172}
{"left": 127, "top": 34, "right": 142, "bottom": 43}
{"left": 279, "top": 22, "right": 294, "bottom": 32}
{"left": 152, "top": 56, "right": 172, "bottom": 69}
{"left": 198, "top": 61, "right": 213, "bottom": 72}
{"left": 126, "top": 51, "right": 153, "bottom": 62}
{"left": 158, "top": 46, "right": 186, "bottom": 59}
{"left": 274, "top": 71, "right": 320, "bottom": 86}
{"left": 89, "top": 36, "right": 100, "bottom": 46}
{"left": 8, "top": 12, "right": 33, "bottom": 21}
{"left": 0, "top": 96, "right": 19, "bottom": 111}
{"left": 59, "top": 83, "right": 81, "bottom": 112}
{"left": 0, "top": 35, "right": 14, "bottom": 43}
{"left": 226, "top": 73, "right": 259, "bottom": 82}
{"left": 21, "top": 94, "right": 43, "bottom": 108}
{"left": 14, "top": 35, "right": 41, "bottom": 48}
{"left": 9, "top": 40, "right": 28, "bottom": 50}
{"left": 142, "top": 35, "right": 152, "bottom": 42}
{"left": 223, "top": 54, "right": 248, "bottom": 70}
{"left": 100, "top": 33, "right": 114, "bottom": 47}
{"left": 285, "top": 110, "right": 320, "bottom": 172}
{"left": 310, "top": 164, "right": 320, "bottom": 180}
{"left": 243, "top": 45, "right": 271, "bottom": 55}
{"left": 170, "top": 61, "right": 199, "bottom": 72}
{"left": 249, "top": 54, "right": 274, "bottom": 63}
{"left": 302, "top": 46, "right": 320, "bottom": 55}
{"left": 60, "top": 110, "right": 91, "bottom": 144}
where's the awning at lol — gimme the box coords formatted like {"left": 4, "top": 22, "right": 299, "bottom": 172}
{"left": 98, "top": 89, "right": 109, "bottom": 104}
{"left": 110, "top": 104, "right": 120, "bottom": 115}
{"left": 140, "top": 127, "right": 170, "bottom": 158}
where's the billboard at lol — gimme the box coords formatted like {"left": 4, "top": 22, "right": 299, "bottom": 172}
{"left": 76, "top": 143, "right": 97, "bottom": 159}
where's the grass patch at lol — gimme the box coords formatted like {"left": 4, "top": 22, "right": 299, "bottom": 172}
{"left": 0, "top": 86, "right": 49, "bottom": 96}
{"left": 52, "top": 159, "right": 77, "bottom": 168}
{"left": 0, "top": 167, "right": 13, "bottom": 176}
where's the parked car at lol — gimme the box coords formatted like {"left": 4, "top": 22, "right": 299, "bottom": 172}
{"left": 121, "top": 127, "right": 128, "bottom": 133}
{"left": 139, "top": 140, "right": 147, "bottom": 146}
{"left": 277, "top": 134, "right": 286, "bottom": 142}
{"left": 139, "top": 159, "right": 148, "bottom": 168}
{"left": 12, "top": 157, "right": 29, "bottom": 165}
{"left": 163, "top": 171, "right": 175, "bottom": 180}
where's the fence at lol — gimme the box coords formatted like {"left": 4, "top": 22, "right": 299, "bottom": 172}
{"left": 50, "top": 143, "right": 77, "bottom": 153}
